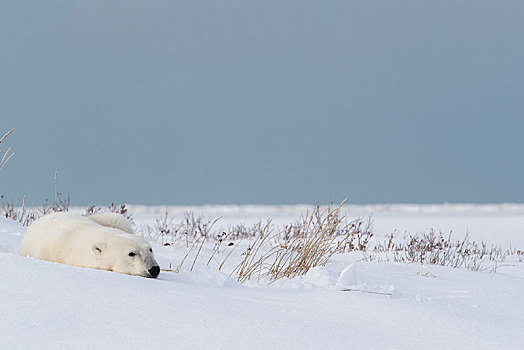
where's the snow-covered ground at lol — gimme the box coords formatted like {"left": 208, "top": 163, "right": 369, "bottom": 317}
{"left": 2, "top": 204, "right": 524, "bottom": 349}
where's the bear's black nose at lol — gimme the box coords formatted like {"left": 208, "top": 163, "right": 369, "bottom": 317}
{"left": 148, "top": 266, "right": 160, "bottom": 278}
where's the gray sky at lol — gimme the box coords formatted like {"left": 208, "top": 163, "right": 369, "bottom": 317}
{"left": 1, "top": 1, "right": 523, "bottom": 205}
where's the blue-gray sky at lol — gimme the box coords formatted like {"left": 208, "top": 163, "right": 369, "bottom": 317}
{"left": 1, "top": 1, "right": 523, "bottom": 205}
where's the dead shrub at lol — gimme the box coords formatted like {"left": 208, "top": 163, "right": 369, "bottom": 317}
{"left": 366, "top": 230, "right": 513, "bottom": 271}
{"left": 144, "top": 210, "right": 220, "bottom": 247}
{"left": 145, "top": 211, "right": 181, "bottom": 246}
{"left": 1, "top": 195, "right": 39, "bottom": 226}
{"left": 84, "top": 202, "right": 132, "bottom": 220}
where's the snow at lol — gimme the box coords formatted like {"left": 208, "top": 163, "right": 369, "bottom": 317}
{"left": 1, "top": 204, "right": 524, "bottom": 349}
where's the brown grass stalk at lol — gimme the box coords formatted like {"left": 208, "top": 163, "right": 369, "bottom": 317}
{"left": 190, "top": 217, "right": 221, "bottom": 271}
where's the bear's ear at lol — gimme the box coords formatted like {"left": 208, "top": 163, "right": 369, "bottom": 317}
{"left": 92, "top": 243, "right": 107, "bottom": 255}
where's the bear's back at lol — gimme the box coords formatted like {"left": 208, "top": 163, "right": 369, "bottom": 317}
{"left": 19, "top": 212, "right": 101, "bottom": 262}
{"left": 89, "top": 212, "right": 134, "bottom": 233}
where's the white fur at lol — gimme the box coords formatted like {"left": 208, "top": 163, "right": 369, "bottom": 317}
{"left": 89, "top": 212, "right": 134, "bottom": 234}
{"left": 19, "top": 212, "right": 159, "bottom": 278}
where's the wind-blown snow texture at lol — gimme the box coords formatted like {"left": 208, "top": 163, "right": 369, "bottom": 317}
{"left": 2, "top": 204, "right": 524, "bottom": 349}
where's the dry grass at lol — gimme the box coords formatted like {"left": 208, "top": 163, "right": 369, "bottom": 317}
{"left": 2, "top": 172, "right": 72, "bottom": 225}
{"left": 0, "top": 128, "right": 15, "bottom": 171}
{"left": 224, "top": 200, "right": 372, "bottom": 283}
{"left": 2, "top": 192, "right": 70, "bottom": 226}
{"left": 164, "top": 200, "right": 370, "bottom": 283}
{"left": 207, "top": 230, "right": 235, "bottom": 266}
{"left": 41, "top": 173, "right": 70, "bottom": 214}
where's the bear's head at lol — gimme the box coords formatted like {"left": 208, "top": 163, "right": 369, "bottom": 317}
{"left": 92, "top": 234, "right": 160, "bottom": 278}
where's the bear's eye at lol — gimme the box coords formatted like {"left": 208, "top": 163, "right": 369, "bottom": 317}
{"left": 149, "top": 248, "right": 152, "bottom": 252}
{"left": 128, "top": 252, "right": 136, "bottom": 257}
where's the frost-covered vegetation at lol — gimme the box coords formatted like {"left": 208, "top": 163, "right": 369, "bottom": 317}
{"left": 3, "top": 196, "right": 522, "bottom": 281}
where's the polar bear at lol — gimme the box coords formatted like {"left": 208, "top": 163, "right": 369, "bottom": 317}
{"left": 19, "top": 212, "right": 160, "bottom": 278}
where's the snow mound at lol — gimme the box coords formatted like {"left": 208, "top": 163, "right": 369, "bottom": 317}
{"left": 0, "top": 217, "right": 25, "bottom": 254}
